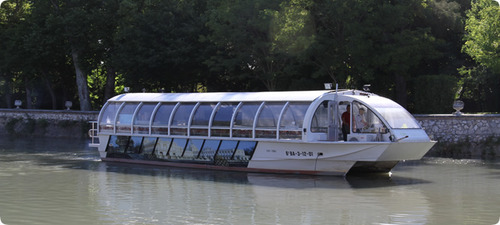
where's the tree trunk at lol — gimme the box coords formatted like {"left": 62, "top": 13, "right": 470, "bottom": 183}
{"left": 43, "top": 76, "right": 57, "bottom": 109}
{"left": 25, "top": 77, "right": 33, "bottom": 109}
{"left": 104, "top": 65, "right": 116, "bottom": 102}
{"left": 71, "top": 46, "right": 92, "bottom": 111}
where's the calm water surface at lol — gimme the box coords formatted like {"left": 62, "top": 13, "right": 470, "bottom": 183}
{"left": 0, "top": 137, "right": 499, "bottom": 225}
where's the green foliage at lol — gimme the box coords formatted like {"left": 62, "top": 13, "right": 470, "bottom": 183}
{"left": 463, "top": 0, "right": 500, "bottom": 73}
{"left": 412, "top": 75, "right": 459, "bottom": 114}
{"left": 0, "top": 0, "right": 498, "bottom": 113}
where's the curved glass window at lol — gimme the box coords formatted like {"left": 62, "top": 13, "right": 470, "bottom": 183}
{"left": 257, "top": 102, "right": 285, "bottom": 128}
{"left": 152, "top": 103, "right": 176, "bottom": 135}
{"left": 213, "top": 103, "right": 238, "bottom": 127}
{"left": 117, "top": 103, "right": 138, "bottom": 125}
{"left": 116, "top": 103, "right": 139, "bottom": 133}
{"left": 99, "top": 102, "right": 121, "bottom": 132}
{"left": 256, "top": 102, "right": 285, "bottom": 138}
{"left": 280, "top": 103, "right": 309, "bottom": 129}
{"left": 171, "top": 103, "right": 196, "bottom": 135}
{"left": 172, "top": 103, "right": 196, "bottom": 126}
{"left": 133, "top": 103, "right": 157, "bottom": 134}
{"left": 352, "top": 101, "right": 386, "bottom": 133}
{"left": 192, "top": 103, "right": 217, "bottom": 126}
{"left": 311, "top": 101, "right": 328, "bottom": 133}
{"left": 233, "top": 103, "right": 260, "bottom": 138}
{"left": 279, "top": 102, "right": 309, "bottom": 139}
{"left": 134, "top": 104, "right": 156, "bottom": 125}
{"left": 152, "top": 103, "right": 176, "bottom": 126}
{"left": 365, "top": 97, "right": 420, "bottom": 129}
{"left": 211, "top": 103, "right": 238, "bottom": 137}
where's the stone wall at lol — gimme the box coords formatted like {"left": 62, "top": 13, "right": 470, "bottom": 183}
{"left": 0, "top": 109, "right": 98, "bottom": 138}
{"left": 415, "top": 114, "right": 500, "bottom": 143}
{"left": 415, "top": 114, "right": 500, "bottom": 157}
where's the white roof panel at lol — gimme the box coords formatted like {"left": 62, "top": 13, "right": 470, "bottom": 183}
{"left": 108, "top": 91, "right": 332, "bottom": 103}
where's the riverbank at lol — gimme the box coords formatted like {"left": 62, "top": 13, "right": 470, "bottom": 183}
{"left": 0, "top": 109, "right": 498, "bottom": 158}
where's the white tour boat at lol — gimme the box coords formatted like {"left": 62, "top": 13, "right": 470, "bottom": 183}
{"left": 89, "top": 89, "right": 435, "bottom": 175}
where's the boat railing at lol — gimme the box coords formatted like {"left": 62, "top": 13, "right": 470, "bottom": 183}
{"left": 89, "top": 121, "right": 100, "bottom": 147}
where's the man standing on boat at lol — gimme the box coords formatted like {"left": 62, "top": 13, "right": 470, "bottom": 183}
{"left": 342, "top": 105, "right": 351, "bottom": 141}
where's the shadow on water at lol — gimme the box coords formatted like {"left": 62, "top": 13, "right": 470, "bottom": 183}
{"left": 0, "top": 137, "right": 432, "bottom": 190}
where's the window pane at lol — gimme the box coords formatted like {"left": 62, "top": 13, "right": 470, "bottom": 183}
{"left": 233, "top": 103, "right": 260, "bottom": 128}
{"left": 234, "top": 141, "right": 256, "bottom": 160}
{"left": 192, "top": 103, "right": 216, "bottom": 126}
{"left": 353, "top": 102, "right": 386, "bottom": 133}
{"left": 311, "top": 101, "right": 328, "bottom": 133}
{"left": 153, "top": 104, "right": 176, "bottom": 126}
{"left": 141, "top": 137, "right": 157, "bottom": 155}
{"left": 216, "top": 140, "right": 238, "bottom": 160}
{"left": 106, "top": 136, "right": 128, "bottom": 153}
{"left": 199, "top": 140, "right": 220, "bottom": 160}
{"left": 100, "top": 102, "right": 121, "bottom": 124}
{"left": 169, "top": 138, "right": 187, "bottom": 158}
{"left": 257, "top": 103, "right": 285, "bottom": 128}
{"left": 280, "top": 103, "right": 309, "bottom": 129}
{"left": 172, "top": 103, "right": 196, "bottom": 127}
{"left": 213, "top": 103, "right": 238, "bottom": 127}
{"left": 134, "top": 103, "right": 157, "bottom": 125}
{"left": 117, "top": 103, "right": 139, "bottom": 125}
{"left": 127, "top": 136, "right": 143, "bottom": 154}
{"left": 184, "top": 139, "right": 204, "bottom": 159}
{"left": 154, "top": 138, "right": 172, "bottom": 159}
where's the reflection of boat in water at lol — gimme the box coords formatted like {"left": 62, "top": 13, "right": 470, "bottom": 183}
{"left": 91, "top": 163, "right": 431, "bottom": 225}
{"left": 89, "top": 89, "right": 435, "bottom": 175}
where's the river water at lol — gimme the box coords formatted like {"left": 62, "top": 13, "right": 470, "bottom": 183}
{"left": 0, "top": 137, "right": 499, "bottom": 225}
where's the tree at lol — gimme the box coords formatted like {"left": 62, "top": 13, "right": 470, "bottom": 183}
{"left": 463, "top": 0, "right": 500, "bottom": 73}
{"left": 112, "top": 0, "right": 209, "bottom": 93}
{"left": 28, "top": 0, "right": 113, "bottom": 111}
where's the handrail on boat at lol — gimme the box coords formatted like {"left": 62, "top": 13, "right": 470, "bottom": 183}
{"left": 89, "top": 121, "right": 99, "bottom": 147}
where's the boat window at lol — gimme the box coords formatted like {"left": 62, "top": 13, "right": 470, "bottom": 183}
{"left": 212, "top": 103, "right": 238, "bottom": 127}
{"left": 257, "top": 102, "right": 286, "bottom": 128}
{"left": 199, "top": 140, "right": 220, "bottom": 160}
{"left": 233, "top": 141, "right": 256, "bottom": 161}
{"left": 192, "top": 103, "right": 217, "bottom": 126}
{"left": 152, "top": 103, "right": 176, "bottom": 126}
{"left": 352, "top": 102, "right": 386, "bottom": 133}
{"left": 172, "top": 103, "right": 196, "bottom": 126}
{"left": 117, "top": 103, "right": 139, "bottom": 125}
{"left": 279, "top": 102, "right": 309, "bottom": 139}
{"left": 127, "top": 136, "right": 143, "bottom": 154}
{"left": 233, "top": 103, "right": 260, "bottom": 138}
{"left": 134, "top": 103, "right": 156, "bottom": 125}
{"left": 169, "top": 138, "right": 187, "bottom": 158}
{"left": 311, "top": 101, "right": 328, "bottom": 133}
{"left": 141, "top": 137, "right": 157, "bottom": 156}
{"left": 368, "top": 98, "right": 420, "bottom": 129}
{"left": 280, "top": 102, "right": 309, "bottom": 129}
{"left": 154, "top": 137, "right": 172, "bottom": 159}
{"left": 183, "top": 139, "right": 204, "bottom": 159}
{"left": 171, "top": 103, "right": 195, "bottom": 135}
{"left": 106, "top": 136, "right": 129, "bottom": 153}
{"left": 99, "top": 102, "right": 121, "bottom": 132}
{"left": 216, "top": 140, "right": 238, "bottom": 160}
{"left": 255, "top": 102, "right": 285, "bottom": 138}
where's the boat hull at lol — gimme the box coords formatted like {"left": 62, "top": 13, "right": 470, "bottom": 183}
{"left": 98, "top": 135, "right": 435, "bottom": 176}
